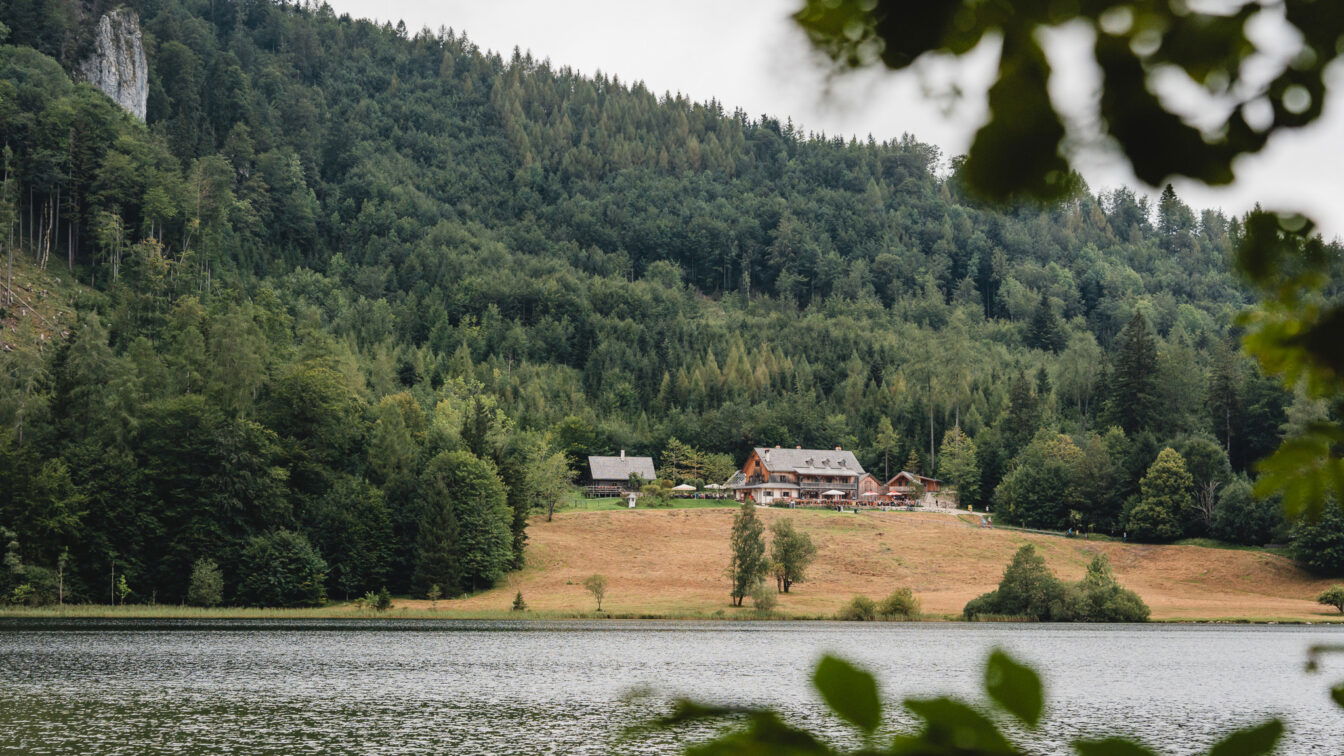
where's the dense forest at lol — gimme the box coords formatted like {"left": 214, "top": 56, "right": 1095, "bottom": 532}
{"left": 0, "top": 0, "right": 1337, "bottom": 606}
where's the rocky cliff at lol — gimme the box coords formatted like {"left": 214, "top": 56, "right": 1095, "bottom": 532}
{"left": 78, "top": 9, "right": 148, "bottom": 121}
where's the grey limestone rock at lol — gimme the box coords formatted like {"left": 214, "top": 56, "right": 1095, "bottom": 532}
{"left": 78, "top": 8, "right": 148, "bottom": 121}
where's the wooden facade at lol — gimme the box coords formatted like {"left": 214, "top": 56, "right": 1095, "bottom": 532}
{"left": 731, "top": 445, "right": 865, "bottom": 503}
{"left": 885, "top": 470, "right": 941, "bottom": 494}
{"left": 857, "top": 473, "right": 885, "bottom": 496}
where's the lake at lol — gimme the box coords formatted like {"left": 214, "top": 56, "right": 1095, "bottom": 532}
{"left": 2, "top": 619, "right": 1343, "bottom": 754}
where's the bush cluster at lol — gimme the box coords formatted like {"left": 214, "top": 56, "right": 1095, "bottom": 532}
{"left": 964, "top": 545, "right": 1149, "bottom": 622}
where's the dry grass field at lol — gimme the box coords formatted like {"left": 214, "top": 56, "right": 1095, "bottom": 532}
{"left": 405, "top": 507, "right": 1344, "bottom": 622}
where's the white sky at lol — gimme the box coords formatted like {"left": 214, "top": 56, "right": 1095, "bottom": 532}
{"left": 325, "top": 0, "right": 1344, "bottom": 238}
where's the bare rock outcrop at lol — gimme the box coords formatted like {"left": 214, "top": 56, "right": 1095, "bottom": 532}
{"left": 78, "top": 8, "right": 148, "bottom": 120}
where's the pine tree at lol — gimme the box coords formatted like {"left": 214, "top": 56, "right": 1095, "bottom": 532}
{"left": 1104, "top": 311, "right": 1159, "bottom": 436}
{"left": 727, "top": 501, "right": 766, "bottom": 606}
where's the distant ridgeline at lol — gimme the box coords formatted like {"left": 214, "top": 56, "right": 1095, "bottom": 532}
{"left": 0, "top": 0, "right": 1326, "bottom": 607}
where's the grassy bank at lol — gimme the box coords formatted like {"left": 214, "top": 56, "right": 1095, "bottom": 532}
{"left": 9, "top": 508, "right": 1336, "bottom": 625}
{"left": 0, "top": 602, "right": 903, "bottom": 622}
{"left": 2, "top": 603, "right": 1339, "bottom": 624}
{"left": 440, "top": 507, "right": 1342, "bottom": 622}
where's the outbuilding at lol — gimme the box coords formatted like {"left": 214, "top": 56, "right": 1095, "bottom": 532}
{"left": 585, "top": 450, "right": 656, "bottom": 497}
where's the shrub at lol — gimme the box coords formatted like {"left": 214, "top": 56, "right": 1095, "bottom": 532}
{"left": 964, "top": 545, "right": 1066, "bottom": 621}
{"left": 1291, "top": 506, "right": 1344, "bottom": 575}
{"left": 1318, "top": 586, "right": 1344, "bottom": 614}
{"left": 512, "top": 591, "right": 527, "bottom": 611}
{"left": 966, "top": 548, "right": 1149, "bottom": 622}
{"left": 186, "top": 558, "right": 224, "bottom": 607}
{"left": 876, "top": 587, "right": 920, "bottom": 620}
{"left": 374, "top": 586, "right": 392, "bottom": 611}
{"left": 750, "top": 583, "right": 777, "bottom": 614}
{"left": 837, "top": 595, "right": 876, "bottom": 621}
{"left": 1211, "top": 477, "right": 1284, "bottom": 545}
{"left": 1056, "top": 556, "right": 1149, "bottom": 622}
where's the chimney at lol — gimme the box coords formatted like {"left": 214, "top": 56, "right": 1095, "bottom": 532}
{"left": 835, "top": 446, "right": 842, "bottom": 451}
{"left": 620, "top": 449, "right": 626, "bottom": 459}
{"left": 795, "top": 445, "right": 802, "bottom": 449}
{"left": 775, "top": 444, "right": 782, "bottom": 449}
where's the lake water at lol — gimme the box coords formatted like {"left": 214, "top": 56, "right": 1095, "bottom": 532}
{"left": 3, "top": 619, "right": 1343, "bottom": 754}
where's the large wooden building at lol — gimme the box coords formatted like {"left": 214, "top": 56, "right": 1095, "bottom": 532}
{"left": 729, "top": 445, "right": 865, "bottom": 503}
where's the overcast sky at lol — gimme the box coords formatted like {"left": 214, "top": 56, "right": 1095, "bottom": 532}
{"left": 326, "top": 0, "right": 1343, "bottom": 238}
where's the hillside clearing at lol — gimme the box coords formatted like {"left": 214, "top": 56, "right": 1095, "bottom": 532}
{"left": 405, "top": 508, "right": 1340, "bottom": 621}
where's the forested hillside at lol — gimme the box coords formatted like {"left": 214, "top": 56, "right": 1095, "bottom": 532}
{"left": 0, "top": 0, "right": 1329, "bottom": 606}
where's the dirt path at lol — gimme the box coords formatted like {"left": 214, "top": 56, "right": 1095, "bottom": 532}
{"left": 403, "top": 508, "right": 1343, "bottom": 621}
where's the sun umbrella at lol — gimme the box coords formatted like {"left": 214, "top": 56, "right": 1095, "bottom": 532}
{"left": 704, "top": 483, "right": 722, "bottom": 489}
{"left": 671, "top": 483, "right": 696, "bottom": 491}
{"left": 860, "top": 491, "right": 880, "bottom": 497}
{"left": 821, "top": 490, "right": 845, "bottom": 497}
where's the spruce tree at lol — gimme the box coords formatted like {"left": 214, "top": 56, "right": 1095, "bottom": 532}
{"left": 1206, "top": 342, "right": 1242, "bottom": 458}
{"left": 413, "top": 499, "right": 461, "bottom": 597}
{"left": 1025, "top": 293, "right": 1065, "bottom": 352}
{"left": 1001, "top": 372, "right": 1039, "bottom": 456}
{"left": 727, "top": 501, "right": 767, "bottom": 606}
{"left": 1105, "top": 311, "right": 1159, "bottom": 436}
{"left": 903, "top": 449, "right": 922, "bottom": 476}
{"left": 1156, "top": 183, "right": 1194, "bottom": 255}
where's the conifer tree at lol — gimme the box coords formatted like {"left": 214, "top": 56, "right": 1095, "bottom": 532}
{"left": 1104, "top": 311, "right": 1159, "bottom": 436}
{"left": 938, "top": 427, "right": 981, "bottom": 507}
{"left": 413, "top": 499, "right": 461, "bottom": 597}
{"left": 873, "top": 417, "right": 900, "bottom": 480}
{"left": 1127, "top": 448, "right": 1195, "bottom": 542}
{"left": 903, "top": 449, "right": 922, "bottom": 476}
{"left": 1206, "top": 342, "right": 1242, "bottom": 457}
{"left": 727, "top": 501, "right": 766, "bottom": 607}
{"left": 1000, "top": 372, "right": 1039, "bottom": 456}
{"left": 1156, "top": 183, "right": 1194, "bottom": 255}
{"left": 1025, "top": 293, "right": 1065, "bottom": 352}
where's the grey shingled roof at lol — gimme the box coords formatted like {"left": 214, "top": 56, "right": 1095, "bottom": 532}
{"left": 754, "top": 447, "right": 865, "bottom": 475}
{"left": 888, "top": 470, "right": 941, "bottom": 484}
{"left": 588, "top": 455, "right": 656, "bottom": 481}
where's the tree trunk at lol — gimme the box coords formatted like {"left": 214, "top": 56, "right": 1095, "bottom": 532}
{"left": 928, "top": 399, "right": 935, "bottom": 473}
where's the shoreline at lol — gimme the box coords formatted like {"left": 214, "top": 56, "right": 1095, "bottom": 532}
{"left": 3, "top": 605, "right": 1342, "bottom": 625}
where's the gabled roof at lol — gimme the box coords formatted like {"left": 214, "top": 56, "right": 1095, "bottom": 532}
{"left": 588, "top": 455, "right": 656, "bottom": 481}
{"left": 753, "top": 447, "right": 865, "bottom": 475}
{"left": 887, "top": 470, "right": 941, "bottom": 484}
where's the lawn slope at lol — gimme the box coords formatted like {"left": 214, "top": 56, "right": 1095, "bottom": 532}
{"left": 415, "top": 508, "right": 1339, "bottom": 621}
